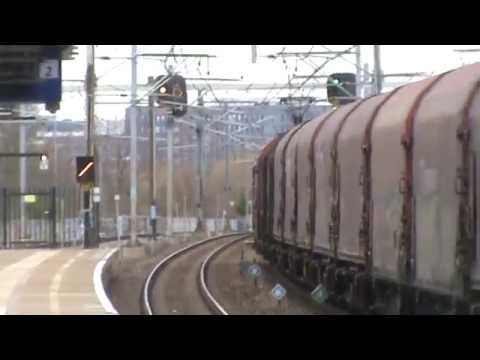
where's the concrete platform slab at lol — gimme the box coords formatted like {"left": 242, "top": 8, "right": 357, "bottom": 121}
{"left": 0, "top": 248, "right": 114, "bottom": 315}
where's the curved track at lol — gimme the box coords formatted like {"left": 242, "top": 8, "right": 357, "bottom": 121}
{"left": 142, "top": 233, "right": 251, "bottom": 315}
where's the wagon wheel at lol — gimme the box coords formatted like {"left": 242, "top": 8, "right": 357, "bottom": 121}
{"left": 345, "top": 282, "right": 355, "bottom": 307}
{"left": 385, "top": 293, "right": 402, "bottom": 315}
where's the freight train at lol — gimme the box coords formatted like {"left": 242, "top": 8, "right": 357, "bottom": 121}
{"left": 252, "top": 62, "right": 480, "bottom": 314}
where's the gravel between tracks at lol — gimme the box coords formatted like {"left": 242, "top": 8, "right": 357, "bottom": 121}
{"left": 207, "top": 240, "right": 346, "bottom": 315}
{"left": 107, "top": 234, "right": 345, "bottom": 315}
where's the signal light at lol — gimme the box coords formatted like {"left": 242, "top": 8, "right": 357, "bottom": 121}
{"left": 327, "top": 73, "right": 356, "bottom": 106}
{"left": 155, "top": 74, "right": 188, "bottom": 117}
{"left": 76, "top": 156, "right": 95, "bottom": 186}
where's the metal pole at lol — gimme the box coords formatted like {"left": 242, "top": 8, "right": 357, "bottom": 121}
{"left": 115, "top": 196, "right": 120, "bottom": 243}
{"left": 166, "top": 116, "right": 174, "bottom": 237}
{"left": 224, "top": 120, "right": 231, "bottom": 232}
{"left": 225, "top": 121, "right": 230, "bottom": 192}
{"left": 183, "top": 194, "right": 187, "bottom": 233}
{"left": 251, "top": 45, "right": 257, "bottom": 64}
{"left": 373, "top": 45, "right": 382, "bottom": 94}
{"left": 130, "top": 45, "right": 138, "bottom": 246}
{"left": 51, "top": 187, "right": 57, "bottom": 248}
{"left": 195, "top": 90, "right": 205, "bottom": 232}
{"left": 53, "top": 119, "right": 57, "bottom": 187}
{"left": 84, "top": 44, "right": 96, "bottom": 249}
{"left": 60, "top": 197, "right": 64, "bottom": 247}
{"left": 94, "top": 144, "right": 100, "bottom": 244}
{"left": 216, "top": 194, "right": 220, "bottom": 235}
{"left": 363, "top": 63, "right": 371, "bottom": 97}
{"left": 19, "top": 124, "right": 26, "bottom": 241}
{"left": 3, "top": 189, "right": 7, "bottom": 248}
{"left": 148, "top": 76, "right": 157, "bottom": 241}
{"left": 355, "top": 45, "right": 362, "bottom": 98}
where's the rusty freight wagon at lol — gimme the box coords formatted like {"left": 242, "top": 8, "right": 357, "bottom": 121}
{"left": 253, "top": 62, "right": 480, "bottom": 314}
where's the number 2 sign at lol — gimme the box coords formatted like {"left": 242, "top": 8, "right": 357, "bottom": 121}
{"left": 39, "top": 59, "right": 59, "bottom": 79}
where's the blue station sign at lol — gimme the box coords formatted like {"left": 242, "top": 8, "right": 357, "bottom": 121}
{"left": 0, "top": 46, "right": 66, "bottom": 112}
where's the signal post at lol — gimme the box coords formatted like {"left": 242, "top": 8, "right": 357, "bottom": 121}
{"left": 76, "top": 156, "right": 96, "bottom": 248}
{"left": 152, "top": 72, "right": 188, "bottom": 238}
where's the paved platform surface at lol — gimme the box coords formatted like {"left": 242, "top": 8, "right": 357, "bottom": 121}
{"left": 0, "top": 248, "right": 112, "bottom": 315}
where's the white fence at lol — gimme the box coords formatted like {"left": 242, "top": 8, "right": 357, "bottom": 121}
{"left": 99, "top": 215, "right": 251, "bottom": 238}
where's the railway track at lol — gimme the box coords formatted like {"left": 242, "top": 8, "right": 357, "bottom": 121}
{"left": 141, "top": 232, "right": 251, "bottom": 315}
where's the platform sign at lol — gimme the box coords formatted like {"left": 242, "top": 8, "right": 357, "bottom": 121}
{"left": 0, "top": 46, "right": 62, "bottom": 112}
{"left": 311, "top": 284, "right": 328, "bottom": 304}
{"left": 271, "top": 284, "right": 287, "bottom": 301}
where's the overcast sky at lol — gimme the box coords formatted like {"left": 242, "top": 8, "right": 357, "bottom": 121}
{"left": 47, "top": 45, "right": 480, "bottom": 121}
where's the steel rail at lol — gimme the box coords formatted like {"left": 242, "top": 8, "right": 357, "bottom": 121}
{"left": 142, "top": 232, "right": 250, "bottom": 315}
{"left": 199, "top": 233, "right": 252, "bottom": 315}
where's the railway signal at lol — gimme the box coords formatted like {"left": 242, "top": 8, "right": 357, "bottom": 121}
{"left": 155, "top": 74, "right": 188, "bottom": 117}
{"left": 76, "top": 156, "right": 95, "bottom": 187}
{"left": 327, "top": 73, "right": 356, "bottom": 106}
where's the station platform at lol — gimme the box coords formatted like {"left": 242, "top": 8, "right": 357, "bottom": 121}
{"left": 0, "top": 247, "right": 114, "bottom": 315}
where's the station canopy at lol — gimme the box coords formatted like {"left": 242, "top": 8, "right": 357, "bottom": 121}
{"left": 0, "top": 45, "right": 77, "bottom": 61}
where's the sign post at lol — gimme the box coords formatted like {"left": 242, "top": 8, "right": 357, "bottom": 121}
{"left": 92, "top": 187, "right": 101, "bottom": 204}
{"left": 248, "top": 263, "right": 262, "bottom": 289}
{"left": 114, "top": 194, "right": 121, "bottom": 246}
{"left": 271, "top": 283, "right": 287, "bottom": 311}
{"left": 76, "top": 155, "right": 95, "bottom": 248}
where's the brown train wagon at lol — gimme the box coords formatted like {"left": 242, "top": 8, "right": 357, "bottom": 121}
{"left": 272, "top": 124, "right": 302, "bottom": 241}
{"left": 294, "top": 117, "right": 329, "bottom": 250}
{"left": 253, "top": 137, "right": 281, "bottom": 248}
{"left": 336, "top": 94, "right": 389, "bottom": 264}
{"left": 411, "top": 64, "right": 480, "bottom": 297}
{"left": 282, "top": 120, "right": 312, "bottom": 247}
{"left": 265, "top": 136, "right": 282, "bottom": 253}
{"left": 312, "top": 103, "right": 358, "bottom": 256}
{"left": 252, "top": 163, "right": 258, "bottom": 239}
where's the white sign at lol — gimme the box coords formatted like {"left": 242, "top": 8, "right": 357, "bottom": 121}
{"left": 114, "top": 194, "right": 120, "bottom": 201}
{"left": 311, "top": 284, "right": 328, "bottom": 304}
{"left": 248, "top": 264, "right": 262, "bottom": 278}
{"left": 150, "top": 205, "right": 157, "bottom": 219}
{"left": 93, "top": 188, "right": 101, "bottom": 203}
{"left": 271, "top": 284, "right": 287, "bottom": 301}
{"left": 39, "top": 158, "right": 49, "bottom": 171}
{"left": 39, "top": 60, "right": 59, "bottom": 79}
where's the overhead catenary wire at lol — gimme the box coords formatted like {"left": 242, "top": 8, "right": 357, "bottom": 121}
{"left": 260, "top": 45, "right": 356, "bottom": 106}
